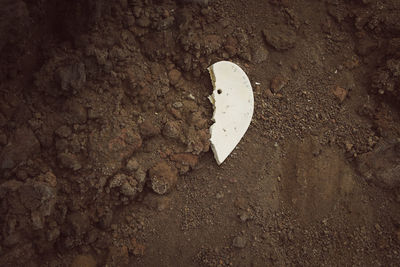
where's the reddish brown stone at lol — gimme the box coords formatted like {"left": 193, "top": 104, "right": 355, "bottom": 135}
{"left": 332, "top": 86, "right": 348, "bottom": 103}
{"left": 270, "top": 75, "right": 288, "bottom": 93}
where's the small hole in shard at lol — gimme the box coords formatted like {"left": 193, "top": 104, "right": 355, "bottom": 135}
{"left": 217, "top": 89, "right": 222, "bottom": 94}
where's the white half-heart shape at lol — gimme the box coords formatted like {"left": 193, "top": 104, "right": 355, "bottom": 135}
{"left": 208, "top": 61, "right": 254, "bottom": 165}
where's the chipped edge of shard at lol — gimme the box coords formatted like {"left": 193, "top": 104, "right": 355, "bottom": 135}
{"left": 207, "top": 64, "right": 222, "bottom": 165}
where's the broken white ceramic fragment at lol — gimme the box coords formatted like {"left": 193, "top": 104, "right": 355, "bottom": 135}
{"left": 208, "top": 61, "right": 254, "bottom": 165}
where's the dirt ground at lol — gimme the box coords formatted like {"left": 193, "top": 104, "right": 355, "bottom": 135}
{"left": 1, "top": 0, "right": 400, "bottom": 266}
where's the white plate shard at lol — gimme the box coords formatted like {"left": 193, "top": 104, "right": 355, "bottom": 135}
{"left": 208, "top": 61, "right": 254, "bottom": 165}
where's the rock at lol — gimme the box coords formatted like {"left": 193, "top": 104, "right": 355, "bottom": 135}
{"left": 58, "top": 152, "right": 82, "bottom": 171}
{"left": 252, "top": 46, "right": 269, "bottom": 63}
{"left": 126, "top": 157, "right": 139, "bottom": 171}
{"left": 263, "top": 25, "right": 296, "bottom": 51}
{"left": 233, "top": 236, "right": 247, "bottom": 248}
{"left": 71, "top": 255, "right": 97, "bottom": 267}
{"left": 239, "top": 212, "right": 250, "bottom": 222}
{"left": 332, "top": 86, "right": 348, "bottom": 103}
{"left": 149, "top": 161, "right": 178, "bottom": 194}
{"left": 265, "top": 88, "right": 274, "bottom": 98}
{"left": 270, "top": 75, "right": 288, "bottom": 93}
{"left": 0, "top": 126, "right": 40, "bottom": 169}
{"left": 57, "top": 63, "right": 86, "bottom": 92}
{"left": 140, "top": 120, "right": 161, "bottom": 138}
{"left": 345, "top": 142, "right": 354, "bottom": 152}
{"left": 168, "top": 69, "right": 182, "bottom": 85}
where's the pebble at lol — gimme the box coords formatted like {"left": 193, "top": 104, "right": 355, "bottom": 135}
{"left": 233, "top": 236, "right": 247, "bottom": 248}
{"left": 173, "top": 102, "right": 183, "bottom": 109}
{"left": 265, "top": 88, "right": 274, "bottom": 98}
{"left": 270, "top": 75, "right": 288, "bottom": 93}
{"left": 332, "top": 86, "right": 348, "bottom": 103}
{"left": 239, "top": 212, "right": 249, "bottom": 222}
{"left": 216, "top": 192, "right": 224, "bottom": 199}
{"left": 345, "top": 142, "right": 353, "bottom": 152}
